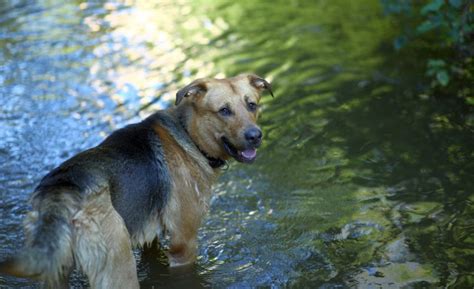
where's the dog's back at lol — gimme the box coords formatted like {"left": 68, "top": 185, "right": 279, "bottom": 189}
{"left": 0, "top": 112, "right": 178, "bottom": 288}
{"left": 1, "top": 74, "right": 271, "bottom": 288}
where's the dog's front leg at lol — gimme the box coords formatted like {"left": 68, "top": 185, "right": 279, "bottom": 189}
{"left": 164, "top": 207, "right": 201, "bottom": 267}
{"left": 167, "top": 224, "right": 199, "bottom": 267}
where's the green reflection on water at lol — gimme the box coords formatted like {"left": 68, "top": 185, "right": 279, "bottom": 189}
{"left": 1, "top": 0, "right": 473, "bottom": 287}
{"left": 184, "top": 0, "right": 473, "bottom": 287}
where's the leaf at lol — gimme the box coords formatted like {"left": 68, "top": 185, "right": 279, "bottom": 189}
{"left": 428, "top": 59, "right": 446, "bottom": 67}
{"left": 465, "top": 23, "right": 474, "bottom": 33}
{"left": 436, "top": 70, "right": 450, "bottom": 86}
{"left": 467, "top": 97, "right": 474, "bottom": 106}
{"left": 427, "top": 59, "right": 446, "bottom": 77}
{"left": 393, "top": 36, "right": 408, "bottom": 50}
{"left": 421, "top": 0, "right": 444, "bottom": 15}
{"left": 417, "top": 20, "right": 440, "bottom": 33}
{"left": 448, "top": 0, "right": 463, "bottom": 8}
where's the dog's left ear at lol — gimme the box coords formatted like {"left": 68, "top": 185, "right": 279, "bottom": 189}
{"left": 175, "top": 81, "right": 207, "bottom": 105}
{"left": 248, "top": 74, "right": 274, "bottom": 98}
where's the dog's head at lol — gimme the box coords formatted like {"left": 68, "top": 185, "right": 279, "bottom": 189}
{"left": 175, "top": 74, "right": 273, "bottom": 163}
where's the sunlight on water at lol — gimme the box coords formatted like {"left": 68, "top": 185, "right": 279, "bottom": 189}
{"left": 0, "top": 0, "right": 472, "bottom": 288}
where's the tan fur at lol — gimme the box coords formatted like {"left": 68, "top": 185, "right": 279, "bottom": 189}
{"left": 153, "top": 123, "right": 217, "bottom": 266}
{"left": 178, "top": 74, "right": 262, "bottom": 160}
{"left": 1, "top": 74, "right": 269, "bottom": 288}
{"left": 73, "top": 190, "right": 139, "bottom": 289}
{"left": 152, "top": 74, "right": 265, "bottom": 267}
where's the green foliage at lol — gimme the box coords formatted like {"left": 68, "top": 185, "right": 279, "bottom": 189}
{"left": 381, "top": 0, "right": 473, "bottom": 93}
{"left": 427, "top": 59, "right": 450, "bottom": 86}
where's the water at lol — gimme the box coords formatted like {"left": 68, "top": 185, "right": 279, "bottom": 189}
{"left": 1, "top": 0, "right": 473, "bottom": 288}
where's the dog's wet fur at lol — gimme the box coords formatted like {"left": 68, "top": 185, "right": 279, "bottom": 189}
{"left": 0, "top": 74, "right": 272, "bottom": 288}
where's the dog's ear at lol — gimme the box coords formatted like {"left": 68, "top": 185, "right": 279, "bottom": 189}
{"left": 175, "top": 81, "right": 207, "bottom": 105}
{"left": 248, "top": 74, "right": 274, "bottom": 98}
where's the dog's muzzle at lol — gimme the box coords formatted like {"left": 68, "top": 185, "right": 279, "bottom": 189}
{"left": 222, "top": 133, "right": 261, "bottom": 163}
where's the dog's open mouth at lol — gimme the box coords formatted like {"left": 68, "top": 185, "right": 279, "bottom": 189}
{"left": 222, "top": 137, "right": 257, "bottom": 163}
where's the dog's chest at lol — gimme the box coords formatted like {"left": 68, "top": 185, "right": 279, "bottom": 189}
{"left": 166, "top": 149, "right": 217, "bottom": 211}
{"left": 148, "top": 120, "right": 218, "bottom": 239}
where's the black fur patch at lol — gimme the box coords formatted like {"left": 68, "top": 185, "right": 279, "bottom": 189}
{"left": 98, "top": 122, "right": 171, "bottom": 235}
{"left": 35, "top": 115, "right": 173, "bottom": 237}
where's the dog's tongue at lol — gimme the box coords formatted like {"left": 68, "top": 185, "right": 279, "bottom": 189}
{"left": 240, "top": 148, "right": 257, "bottom": 160}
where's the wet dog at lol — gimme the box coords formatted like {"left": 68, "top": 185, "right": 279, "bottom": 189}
{"left": 0, "top": 74, "right": 272, "bottom": 288}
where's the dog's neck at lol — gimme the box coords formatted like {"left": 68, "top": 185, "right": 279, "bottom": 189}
{"left": 198, "top": 150, "right": 226, "bottom": 169}
{"left": 173, "top": 106, "right": 226, "bottom": 169}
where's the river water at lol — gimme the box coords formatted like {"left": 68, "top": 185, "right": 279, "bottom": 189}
{"left": 1, "top": 0, "right": 473, "bottom": 288}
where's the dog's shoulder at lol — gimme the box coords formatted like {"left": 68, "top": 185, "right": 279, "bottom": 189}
{"left": 98, "top": 113, "right": 176, "bottom": 234}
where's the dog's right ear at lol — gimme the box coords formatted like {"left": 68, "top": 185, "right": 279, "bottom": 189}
{"left": 175, "top": 81, "right": 207, "bottom": 105}
{"left": 248, "top": 74, "right": 274, "bottom": 98}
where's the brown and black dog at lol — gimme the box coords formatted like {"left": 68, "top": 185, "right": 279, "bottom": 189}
{"left": 0, "top": 74, "right": 272, "bottom": 288}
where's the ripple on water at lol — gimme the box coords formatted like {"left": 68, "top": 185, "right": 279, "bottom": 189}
{"left": 1, "top": 0, "right": 472, "bottom": 288}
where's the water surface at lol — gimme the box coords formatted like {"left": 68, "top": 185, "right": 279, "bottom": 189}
{"left": 1, "top": 0, "right": 473, "bottom": 288}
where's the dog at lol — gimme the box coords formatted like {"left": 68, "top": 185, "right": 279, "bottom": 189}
{"left": 0, "top": 74, "right": 272, "bottom": 289}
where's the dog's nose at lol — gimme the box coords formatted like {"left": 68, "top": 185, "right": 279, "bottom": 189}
{"left": 244, "top": 127, "right": 262, "bottom": 145}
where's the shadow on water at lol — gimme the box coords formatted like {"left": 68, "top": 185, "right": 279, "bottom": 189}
{"left": 0, "top": 0, "right": 473, "bottom": 288}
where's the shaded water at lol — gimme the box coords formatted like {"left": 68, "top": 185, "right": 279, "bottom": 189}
{"left": 1, "top": 0, "right": 473, "bottom": 288}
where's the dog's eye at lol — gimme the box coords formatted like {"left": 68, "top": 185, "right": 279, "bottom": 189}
{"left": 248, "top": 102, "right": 258, "bottom": 112}
{"left": 218, "top": 107, "right": 232, "bottom": 116}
